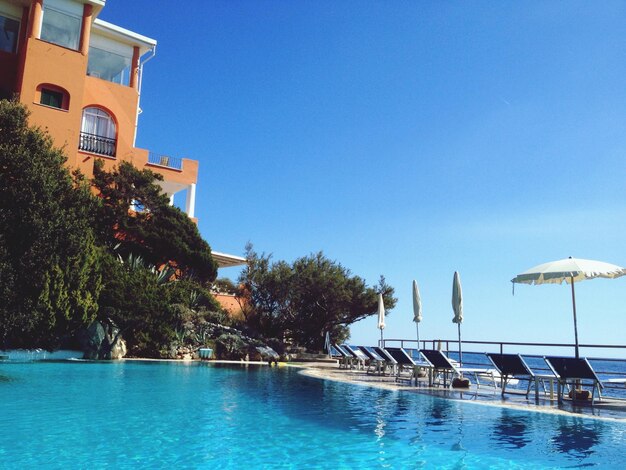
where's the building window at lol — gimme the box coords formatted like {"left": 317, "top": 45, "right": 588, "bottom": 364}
{"left": 40, "top": 88, "right": 63, "bottom": 108}
{"left": 0, "top": 14, "right": 20, "bottom": 53}
{"left": 36, "top": 84, "right": 69, "bottom": 110}
{"left": 79, "top": 107, "right": 117, "bottom": 157}
{"left": 40, "top": 7, "right": 81, "bottom": 51}
{"left": 87, "top": 47, "right": 131, "bottom": 86}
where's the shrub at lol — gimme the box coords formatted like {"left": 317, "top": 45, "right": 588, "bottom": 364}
{"left": 215, "top": 333, "right": 246, "bottom": 360}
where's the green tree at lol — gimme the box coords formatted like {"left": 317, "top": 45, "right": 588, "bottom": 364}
{"left": 97, "top": 252, "right": 174, "bottom": 357}
{"left": 97, "top": 252, "right": 223, "bottom": 357}
{"left": 0, "top": 100, "right": 102, "bottom": 348}
{"left": 91, "top": 159, "right": 218, "bottom": 284}
{"left": 238, "top": 243, "right": 397, "bottom": 351}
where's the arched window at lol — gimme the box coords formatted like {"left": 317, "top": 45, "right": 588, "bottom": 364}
{"left": 36, "top": 84, "right": 70, "bottom": 110}
{"left": 79, "top": 107, "right": 117, "bottom": 157}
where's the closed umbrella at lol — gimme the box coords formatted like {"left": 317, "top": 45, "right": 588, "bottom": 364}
{"left": 377, "top": 293, "right": 385, "bottom": 345}
{"left": 512, "top": 257, "right": 626, "bottom": 358}
{"left": 452, "top": 271, "right": 463, "bottom": 365}
{"left": 324, "top": 331, "right": 331, "bottom": 358}
{"left": 412, "top": 280, "right": 423, "bottom": 348}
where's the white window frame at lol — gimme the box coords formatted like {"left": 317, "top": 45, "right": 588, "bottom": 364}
{"left": 81, "top": 107, "right": 116, "bottom": 139}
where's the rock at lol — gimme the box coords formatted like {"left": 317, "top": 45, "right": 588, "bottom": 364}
{"left": 79, "top": 320, "right": 127, "bottom": 360}
{"left": 452, "top": 377, "right": 471, "bottom": 388}
{"left": 569, "top": 389, "right": 591, "bottom": 400}
{"left": 109, "top": 337, "right": 127, "bottom": 359}
{"left": 80, "top": 322, "right": 106, "bottom": 360}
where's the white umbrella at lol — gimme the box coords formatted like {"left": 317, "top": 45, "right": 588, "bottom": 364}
{"left": 324, "top": 331, "right": 331, "bottom": 358}
{"left": 452, "top": 271, "right": 463, "bottom": 365}
{"left": 412, "top": 280, "right": 423, "bottom": 348}
{"left": 511, "top": 257, "right": 626, "bottom": 358}
{"left": 377, "top": 293, "right": 385, "bottom": 345}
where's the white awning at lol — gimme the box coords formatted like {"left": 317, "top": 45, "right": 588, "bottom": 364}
{"left": 212, "top": 251, "right": 247, "bottom": 268}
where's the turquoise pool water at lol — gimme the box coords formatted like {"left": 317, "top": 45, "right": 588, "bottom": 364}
{"left": 0, "top": 361, "right": 624, "bottom": 468}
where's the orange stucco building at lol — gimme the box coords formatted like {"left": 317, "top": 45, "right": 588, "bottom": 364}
{"left": 0, "top": 0, "right": 199, "bottom": 217}
{"left": 0, "top": 0, "right": 247, "bottom": 298}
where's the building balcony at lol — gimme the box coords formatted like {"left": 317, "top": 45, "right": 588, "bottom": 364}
{"left": 79, "top": 131, "right": 116, "bottom": 158}
{"left": 148, "top": 152, "right": 182, "bottom": 171}
{"left": 142, "top": 150, "right": 199, "bottom": 220}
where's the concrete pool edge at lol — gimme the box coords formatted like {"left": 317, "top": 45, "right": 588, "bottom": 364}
{"left": 292, "top": 362, "right": 626, "bottom": 423}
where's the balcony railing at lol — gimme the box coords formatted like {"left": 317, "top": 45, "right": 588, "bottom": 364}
{"left": 147, "top": 152, "right": 183, "bottom": 170}
{"left": 79, "top": 132, "right": 116, "bottom": 158}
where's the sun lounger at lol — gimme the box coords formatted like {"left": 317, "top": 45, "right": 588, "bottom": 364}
{"left": 373, "top": 346, "right": 398, "bottom": 375}
{"left": 328, "top": 344, "right": 347, "bottom": 365}
{"left": 332, "top": 344, "right": 351, "bottom": 368}
{"left": 345, "top": 344, "right": 369, "bottom": 369}
{"left": 486, "top": 353, "right": 543, "bottom": 398}
{"left": 419, "top": 349, "right": 457, "bottom": 387}
{"left": 544, "top": 356, "right": 604, "bottom": 405}
{"left": 421, "top": 349, "right": 497, "bottom": 389}
{"left": 329, "top": 344, "right": 343, "bottom": 358}
{"left": 341, "top": 344, "right": 367, "bottom": 370}
{"left": 384, "top": 347, "right": 416, "bottom": 366}
{"left": 357, "top": 346, "right": 387, "bottom": 375}
{"left": 383, "top": 347, "right": 419, "bottom": 384}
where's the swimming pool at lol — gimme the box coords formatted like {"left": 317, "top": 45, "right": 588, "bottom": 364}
{"left": 1, "top": 361, "right": 624, "bottom": 468}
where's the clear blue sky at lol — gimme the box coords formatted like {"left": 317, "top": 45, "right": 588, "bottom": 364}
{"left": 100, "top": 1, "right": 626, "bottom": 355}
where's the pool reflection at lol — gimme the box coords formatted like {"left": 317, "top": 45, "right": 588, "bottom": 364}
{"left": 426, "top": 396, "right": 453, "bottom": 428}
{"left": 551, "top": 416, "right": 604, "bottom": 460}
{"left": 491, "top": 409, "right": 531, "bottom": 449}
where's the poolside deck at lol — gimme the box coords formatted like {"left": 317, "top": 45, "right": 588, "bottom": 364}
{"left": 294, "top": 361, "right": 626, "bottom": 422}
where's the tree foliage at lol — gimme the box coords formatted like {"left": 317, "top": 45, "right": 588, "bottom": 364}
{"left": 97, "top": 251, "right": 222, "bottom": 357}
{"left": 238, "top": 243, "right": 397, "bottom": 351}
{"left": 0, "top": 100, "right": 102, "bottom": 348}
{"left": 0, "top": 99, "right": 398, "bottom": 359}
{"left": 92, "top": 159, "right": 217, "bottom": 284}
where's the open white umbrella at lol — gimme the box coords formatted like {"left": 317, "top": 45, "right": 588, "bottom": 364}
{"left": 377, "top": 293, "right": 386, "bottom": 345}
{"left": 511, "top": 257, "right": 626, "bottom": 358}
{"left": 452, "top": 271, "right": 463, "bottom": 365}
{"left": 412, "top": 280, "right": 423, "bottom": 348}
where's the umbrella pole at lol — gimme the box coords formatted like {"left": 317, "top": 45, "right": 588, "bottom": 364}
{"left": 380, "top": 329, "right": 383, "bottom": 348}
{"left": 457, "top": 323, "right": 462, "bottom": 366}
{"left": 571, "top": 275, "right": 579, "bottom": 359}
{"left": 416, "top": 324, "right": 420, "bottom": 350}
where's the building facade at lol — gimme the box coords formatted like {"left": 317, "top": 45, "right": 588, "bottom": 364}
{"left": 0, "top": 0, "right": 198, "bottom": 218}
{"left": 1, "top": 0, "right": 248, "bottom": 278}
